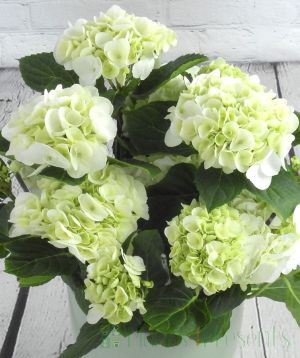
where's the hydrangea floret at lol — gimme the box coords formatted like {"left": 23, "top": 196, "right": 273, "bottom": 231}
{"left": 54, "top": 5, "right": 177, "bottom": 86}
{"left": 164, "top": 59, "right": 299, "bottom": 189}
{"left": 2, "top": 84, "right": 117, "bottom": 178}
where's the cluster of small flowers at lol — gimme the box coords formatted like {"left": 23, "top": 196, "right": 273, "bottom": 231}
{"left": 85, "top": 247, "right": 153, "bottom": 325}
{"left": 165, "top": 191, "right": 300, "bottom": 295}
{"left": 2, "top": 84, "right": 117, "bottom": 178}
{"left": 165, "top": 59, "right": 298, "bottom": 189}
{"left": 54, "top": 5, "right": 177, "bottom": 86}
{"left": 9, "top": 165, "right": 151, "bottom": 323}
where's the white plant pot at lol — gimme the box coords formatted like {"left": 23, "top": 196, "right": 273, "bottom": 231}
{"left": 68, "top": 289, "right": 243, "bottom": 358}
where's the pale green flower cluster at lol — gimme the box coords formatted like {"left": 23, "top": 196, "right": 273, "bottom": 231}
{"left": 85, "top": 249, "right": 152, "bottom": 325}
{"left": 2, "top": 84, "right": 117, "bottom": 179}
{"left": 165, "top": 58, "right": 299, "bottom": 190}
{"left": 9, "top": 165, "right": 149, "bottom": 263}
{"left": 54, "top": 5, "right": 177, "bottom": 86}
{"left": 165, "top": 191, "right": 300, "bottom": 295}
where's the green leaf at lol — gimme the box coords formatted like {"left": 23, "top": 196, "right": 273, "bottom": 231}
{"left": 206, "top": 285, "right": 248, "bottom": 317}
{"left": 39, "top": 166, "right": 84, "bottom": 185}
{"left": 59, "top": 321, "right": 113, "bottom": 358}
{"left": 246, "top": 169, "right": 300, "bottom": 220}
{"left": 19, "top": 52, "right": 79, "bottom": 92}
{"left": 62, "top": 272, "right": 89, "bottom": 315}
{"left": 134, "top": 54, "right": 208, "bottom": 97}
{"left": 0, "top": 245, "right": 7, "bottom": 258}
{"left": 108, "top": 157, "right": 161, "bottom": 177}
{"left": 117, "top": 312, "right": 144, "bottom": 337}
{"left": 95, "top": 76, "right": 106, "bottom": 94}
{"left": 18, "top": 275, "right": 54, "bottom": 287}
{"left": 147, "top": 332, "right": 182, "bottom": 347}
{"left": 0, "top": 202, "right": 13, "bottom": 235}
{"left": 195, "top": 166, "right": 245, "bottom": 211}
{"left": 133, "top": 230, "right": 169, "bottom": 286}
{"left": 144, "top": 280, "right": 209, "bottom": 336}
{"left": 190, "top": 312, "right": 232, "bottom": 344}
{"left": 5, "top": 237, "right": 78, "bottom": 278}
{"left": 0, "top": 133, "right": 9, "bottom": 155}
{"left": 251, "top": 269, "right": 300, "bottom": 326}
{"left": 124, "top": 101, "right": 195, "bottom": 156}
{"left": 144, "top": 164, "right": 198, "bottom": 230}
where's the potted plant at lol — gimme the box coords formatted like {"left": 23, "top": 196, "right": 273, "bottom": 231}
{"left": 1, "top": 5, "right": 300, "bottom": 358}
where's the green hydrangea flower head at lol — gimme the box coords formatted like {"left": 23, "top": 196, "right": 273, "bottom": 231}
{"left": 2, "top": 84, "right": 117, "bottom": 178}
{"left": 54, "top": 5, "right": 177, "bottom": 86}
{"left": 164, "top": 58, "right": 299, "bottom": 190}
{"left": 9, "top": 164, "right": 149, "bottom": 263}
{"left": 165, "top": 196, "right": 270, "bottom": 295}
{"left": 85, "top": 250, "right": 152, "bottom": 325}
{"left": 165, "top": 191, "right": 300, "bottom": 295}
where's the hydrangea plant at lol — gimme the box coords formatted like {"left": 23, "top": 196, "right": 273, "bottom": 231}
{"left": 1, "top": 5, "right": 300, "bottom": 357}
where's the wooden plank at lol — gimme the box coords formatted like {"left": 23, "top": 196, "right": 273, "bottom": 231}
{"left": 246, "top": 62, "right": 300, "bottom": 358}
{"left": 12, "top": 278, "right": 73, "bottom": 358}
{"left": 0, "top": 68, "right": 34, "bottom": 349}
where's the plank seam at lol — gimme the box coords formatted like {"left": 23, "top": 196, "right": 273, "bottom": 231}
{"left": 255, "top": 298, "right": 268, "bottom": 358}
{"left": 0, "top": 287, "right": 30, "bottom": 358}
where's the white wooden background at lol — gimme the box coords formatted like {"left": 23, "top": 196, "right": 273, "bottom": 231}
{"left": 0, "top": 63, "right": 300, "bottom": 357}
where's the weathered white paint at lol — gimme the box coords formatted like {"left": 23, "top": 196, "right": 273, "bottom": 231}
{"left": 12, "top": 277, "right": 73, "bottom": 358}
{"left": 0, "top": 68, "right": 34, "bottom": 348}
{"left": 1, "top": 0, "right": 300, "bottom": 66}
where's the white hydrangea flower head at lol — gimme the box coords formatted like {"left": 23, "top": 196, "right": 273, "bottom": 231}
{"left": 241, "top": 210, "right": 300, "bottom": 287}
{"left": 165, "top": 190, "right": 300, "bottom": 295}
{"left": 54, "top": 5, "right": 177, "bottom": 86}
{"left": 8, "top": 165, "right": 149, "bottom": 263}
{"left": 164, "top": 58, "right": 299, "bottom": 190}
{"left": 2, "top": 84, "right": 117, "bottom": 179}
{"left": 85, "top": 250, "right": 152, "bottom": 325}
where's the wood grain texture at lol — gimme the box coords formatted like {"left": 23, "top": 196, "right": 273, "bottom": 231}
{"left": 0, "top": 68, "right": 34, "bottom": 348}
{"left": 12, "top": 277, "right": 73, "bottom": 358}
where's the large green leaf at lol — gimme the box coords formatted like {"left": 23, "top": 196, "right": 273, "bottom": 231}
{"left": 59, "top": 321, "right": 113, "bottom": 358}
{"left": 195, "top": 166, "right": 245, "bottom": 211}
{"left": 147, "top": 332, "right": 182, "bottom": 347}
{"left": 144, "top": 163, "right": 198, "bottom": 230}
{"left": 250, "top": 269, "right": 300, "bottom": 326}
{"left": 18, "top": 275, "right": 54, "bottom": 287}
{"left": 246, "top": 169, "right": 300, "bottom": 220}
{"left": 144, "top": 280, "right": 209, "bottom": 336}
{"left": 39, "top": 166, "right": 84, "bottom": 185}
{"left": 108, "top": 157, "right": 161, "bottom": 177}
{"left": 124, "top": 101, "right": 195, "bottom": 156}
{"left": 19, "top": 52, "right": 79, "bottom": 92}
{"left": 5, "top": 237, "right": 77, "bottom": 279}
{"left": 190, "top": 312, "right": 232, "bottom": 344}
{"left": 206, "top": 285, "right": 248, "bottom": 317}
{"left": 134, "top": 54, "right": 208, "bottom": 97}
{"left": 133, "top": 230, "right": 169, "bottom": 286}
